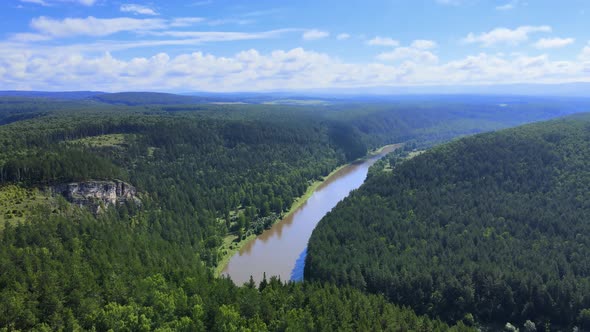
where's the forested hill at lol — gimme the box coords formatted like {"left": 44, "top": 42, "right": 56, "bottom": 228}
{"left": 0, "top": 95, "right": 586, "bottom": 330}
{"left": 0, "top": 91, "right": 105, "bottom": 100}
{"left": 90, "top": 92, "right": 218, "bottom": 105}
{"left": 0, "top": 96, "right": 488, "bottom": 331}
{"left": 305, "top": 113, "right": 590, "bottom": 330}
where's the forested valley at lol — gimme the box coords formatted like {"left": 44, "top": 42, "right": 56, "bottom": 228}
{"left": 306, "top": 113, "right": 590, "bottom": 331}
{"left": 0, "top": 93, "right": 588, "bottom": 330}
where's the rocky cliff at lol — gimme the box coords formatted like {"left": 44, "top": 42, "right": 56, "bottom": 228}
{"left": 52, "top": 180, "right": 140, "bottom": 213}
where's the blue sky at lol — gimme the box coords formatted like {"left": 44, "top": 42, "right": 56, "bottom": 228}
{"left": 0, "top": 0, "right": 589, "bottom": 92}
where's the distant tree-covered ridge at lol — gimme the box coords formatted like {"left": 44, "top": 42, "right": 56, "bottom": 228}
{"left": 306, "top": 113, "right": 590, "bottom": 330}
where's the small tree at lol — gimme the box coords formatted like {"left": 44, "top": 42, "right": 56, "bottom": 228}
{"left": 579, "top": 309, "right": 590, "bottom": 330}
{"left": 523, "top": 320, "right": 536, "bottom": 332}
{"left": 504, "top": 322, "right": 519, "bottom": 332}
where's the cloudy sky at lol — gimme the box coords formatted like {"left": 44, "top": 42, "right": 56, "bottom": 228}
{"left": 1, "top": 0, "right": 589, "bottom": 92}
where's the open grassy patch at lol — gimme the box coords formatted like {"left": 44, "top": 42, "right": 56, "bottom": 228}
{"left": 0, "top": 185, "right": 55, "bottom": 230}
{"left": 67, "top": 133, "right": 129, "bottom": 148}
{"left": 147, "top": 146, "right": 157, "bottom": 157}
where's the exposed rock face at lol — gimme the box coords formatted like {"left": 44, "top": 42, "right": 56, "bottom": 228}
{"left": 52, "top": 180, "right": 140, "bottom": 213}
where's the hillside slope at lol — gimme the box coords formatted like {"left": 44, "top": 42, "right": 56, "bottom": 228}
{"left": 305, "top": 114, "right": 590, "bottom": 329}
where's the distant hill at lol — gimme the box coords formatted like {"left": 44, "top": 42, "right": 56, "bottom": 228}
{"left": 90, "top": 92, "right": 208, "bottom": 105}
{"left": 91, "top": 91, "right": 334, "bottom": 105}
{"left": 0, "top": 90, "right": 105, "bottom": 100}
{"left": 3, "top": 84, "right": 588, "bottom": 105}
{"left": 0, "top": 91, "right": 257, "bottom": 105}
{"left": 283, "top": 82, "right": 590, "bottom": 98}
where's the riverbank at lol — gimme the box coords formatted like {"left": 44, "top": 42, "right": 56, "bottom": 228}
{"left": 213, "top": 162, "right": 348, "bottom": 277}
{"left": 214, "top": 143, "right": 402, "bottom": 277}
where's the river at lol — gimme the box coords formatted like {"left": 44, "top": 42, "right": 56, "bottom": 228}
{"left": 222, "top": 144, "right": 400, "bottom": 285}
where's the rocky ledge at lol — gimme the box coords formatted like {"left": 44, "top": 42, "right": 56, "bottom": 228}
{"left": 52, "top": 180, "right": 140, "bottom": 213}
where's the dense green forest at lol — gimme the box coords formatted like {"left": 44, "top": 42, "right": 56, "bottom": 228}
{"left": 0, "top": 94, "right": 588, "bottom": 330}
{"left": 1, "top": 203, "right": 475, "bottom": 331}
{"left": 306, "top": 113, "right": 590, "bottom": 330}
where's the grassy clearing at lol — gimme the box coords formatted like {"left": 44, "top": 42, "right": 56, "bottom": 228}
{"left": 371, "top": 143, "right": 403, "bottom": 155}
{"left": 383, "top": 148, "right": 425, "bottom": 172}
{"left": 407, "top": 150, "right": 425, "bottom": 159}
{"left": 0, "top": 185, "right": 54, "bottom": 230}
{"left": 68, "top": 133, "right": 128, "bottom": 147}
{"left": 147, "top": 146, "right": 157, "bottom": 157}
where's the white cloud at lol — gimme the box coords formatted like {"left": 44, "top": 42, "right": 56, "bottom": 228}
{"left": 302, "top": 29, "right": 329, "bottom": 41}
{"left": 496, "top": 0, "right": 521, "bottom": 11}
{"left": 337, "top": 33, "right": 350, "bottom": 40}
{"left": 21, "top": 0, "right": 97, "bottom": 5}
{"left": 241, "top": 9, "right": 284, "bottom": 18}
{"left": 436, "top": 0, "right": 463, "bottom": 5}
{"left": 4, "top": 30, "right": 296, "bottom": 55}
{"left": 411, "top": 40, "right": 437, "bottom": 49}
{"left": 367, "top": 36, "right": 399, "bottom": 47}
{"left": 30, "top": 16, "right": 167, "bottom": 38}
{"left": 0, "top": 48, "right": 344, "bottom": 91}
{"left": 10, "top": 33, "right": 53, "bottom": 42}
{"left": 147, "top": 29, "right": 293, "bottom": 43}
{"left": 120, "top": 4, "right": 158, "bottom": 16}
{"left": 11, "top": 16, "right": 212, "bottom": 41}
{"left": 579, "top": 43, "right": 590, "bottom": 61}
{"left": 207, "top": 18, "right": 254, "bottom": 26}
{"left": 463, "top": 25, "right": 552, "bottom": 47}
{"left": 170, "top": 17, "right": 205, "bottom": 27}
{"left": 496, "top": 3, "right": 514, "bottom": 10}
{"left": 377, "top": 47, "right": 439, "bottom": 64}
{"left": 440, "top": 53, "right": 586, "bottom": 84}
{"left": 534, "top": 37, "right": 575, "bottom": 49}
{"left": 1, "top": 46, "right": 589, "bottom": 92}
{"left": 190, "top": 0, "right": 212, "bottom": 5}
{"left": 20, "top": 0, "right": 49, "bottom": 6}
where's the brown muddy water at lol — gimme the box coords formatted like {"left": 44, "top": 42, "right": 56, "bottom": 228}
{"left": 222, "top": 145, "right": 400, "bottom": 285}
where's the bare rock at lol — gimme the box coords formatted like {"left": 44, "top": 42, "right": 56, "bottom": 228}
{"left": 52, "top": 179, "right": 140, "bottom": 213}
